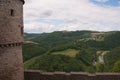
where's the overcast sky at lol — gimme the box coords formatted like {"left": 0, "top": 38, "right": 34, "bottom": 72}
{"left": 24, "top": 0, "right": 120, "bottom": 33}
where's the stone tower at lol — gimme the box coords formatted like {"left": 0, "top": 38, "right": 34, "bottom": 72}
{"left": 0, "top": 0, "right": 24, "bottom": 80}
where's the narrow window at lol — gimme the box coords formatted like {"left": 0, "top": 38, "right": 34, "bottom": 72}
{"left": 21, "top": 27, "right": 23, "bottom": 36}
{"left": 10, "top": 9, "right": 14, "bottom": 16}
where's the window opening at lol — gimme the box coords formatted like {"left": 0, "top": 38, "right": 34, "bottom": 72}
{"left": 10, "top": 9, "right": 14, "bottom": 16}
{"left": 21, "top": 27, "right": 23, "bottom": 36}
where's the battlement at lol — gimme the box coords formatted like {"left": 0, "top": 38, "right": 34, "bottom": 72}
{"left": 24, "top": 70, "right": 120, "bottom": 80}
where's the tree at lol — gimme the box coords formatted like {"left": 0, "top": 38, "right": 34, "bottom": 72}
{"left": 76, "top": 48, "right": 97, "bottom": 66}
{"left": 85, "top": 66, "right": 96, "bottom": 73}
{"left": 104, "top": 47, "right": 120, "bottom": 71}
{"left": 25, "top": 54, "right": 85, "bottom": 72}
{"left": 112, "top": 60, "right": 120, "bottom": 72}
{"left": 96, "top": 63, "right": 105, "bottom": 72}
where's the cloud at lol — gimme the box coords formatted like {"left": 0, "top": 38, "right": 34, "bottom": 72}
{"left": 94, "top": 0, "right": 109, "bottom": 3}
{"left": 24, "top": 21, "right": 61, "bottom": 33}
{"left": 24, "top": 0, "right": 120, "bottom": 33}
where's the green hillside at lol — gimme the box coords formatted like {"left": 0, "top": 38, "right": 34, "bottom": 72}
{"left": 24, "top": 54, "right": 85, "bottom": 72}
{"left": 23, "top": 43, "right": 46, "bottom": 61}
{"left": 23, "top": 31, "right": 120, "bottom": 72}
{"left": 23, "top": 30, "right": 93, "bottom": 62}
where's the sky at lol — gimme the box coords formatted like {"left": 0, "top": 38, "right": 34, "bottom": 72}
{"left": 24, "top": 0, "right": 120, "bottom": 33}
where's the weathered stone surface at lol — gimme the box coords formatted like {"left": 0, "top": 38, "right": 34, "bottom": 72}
{"left": 0, "top": 0, "right": 24, "bottom": 80}
{"left": 0, "top": 46, "right": 24, "bottom": 80}
{"left": 24, "top": 70, "right": 120, "bottom": 80}
{"left": 0, "top": 0, "right": 24, "bottom": 44}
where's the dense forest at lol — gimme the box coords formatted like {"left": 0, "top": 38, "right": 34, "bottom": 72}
{"left": 23, "top": 31, "right": 120, "bottom": 72}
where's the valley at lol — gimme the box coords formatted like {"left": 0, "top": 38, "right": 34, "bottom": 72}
{"left": 23, "top": 30, "right": 120, "bottom": 72}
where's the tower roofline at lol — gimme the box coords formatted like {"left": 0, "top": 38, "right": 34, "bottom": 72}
{"left": 21, "top": 0, "right": 25, "bottom": 4}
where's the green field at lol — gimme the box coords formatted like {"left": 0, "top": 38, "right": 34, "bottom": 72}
{"left": 24, "top": 49, "right": 79, "bottom": 68}
{"left": 51, "top": 49, "right": 79, "bottom": 57}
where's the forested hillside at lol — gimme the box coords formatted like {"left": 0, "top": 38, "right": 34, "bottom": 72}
{"left": 23, "top": 31, "right": 120, "bottom": 72}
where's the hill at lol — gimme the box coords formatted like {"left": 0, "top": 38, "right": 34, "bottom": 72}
{"left": 23, "top": 30, "right": 93, "bottom": 61}
{"left": 23, "top": 30, "right": 120, "bottom": 72}
{"left": 24, "top": 33, "right": 41, "bottom": 39}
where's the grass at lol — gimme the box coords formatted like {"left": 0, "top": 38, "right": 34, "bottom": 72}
{"left": 24, "top": 49, "right": 79, "bottom": 68}
{"left": 51, "top": 49, "right": 79, "bottom": 57}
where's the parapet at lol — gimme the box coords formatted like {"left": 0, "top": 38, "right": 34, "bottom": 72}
{"left": 24, "top": 70, "right": 120, "bottom": 80}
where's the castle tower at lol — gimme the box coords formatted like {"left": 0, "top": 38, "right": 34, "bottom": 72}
{"left": 0, "top": 0, "right": 24, "bottom": 80}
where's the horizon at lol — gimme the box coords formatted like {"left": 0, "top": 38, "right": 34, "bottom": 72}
{"left": 24, "top": 30, "right": 120, "bottom": 34}
{"left": 24, "top": 0, "right": 120, "bottom": 33}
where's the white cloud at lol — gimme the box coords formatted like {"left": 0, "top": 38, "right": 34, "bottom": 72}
{"left": 24, "top": 0, "right": 120, "bottom": 33}
{"left": 24, "top": 21, "right": 60, "bottom": 33}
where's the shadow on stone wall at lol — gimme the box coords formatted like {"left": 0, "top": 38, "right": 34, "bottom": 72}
{"left": 24, "top": 70, "right": 120, "bottom": 80}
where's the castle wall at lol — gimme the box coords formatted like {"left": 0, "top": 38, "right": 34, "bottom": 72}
{"left": 0, "top": 45, "right": 24, "bottom": 80}
{"left": 24, "top": 70, "right": 120, "bottom": 80}
{"left": 0, "top": 0, "right": 24, "bottom": 80}
{"left": 0, "top": 0, "right": 23, "bottom": 44}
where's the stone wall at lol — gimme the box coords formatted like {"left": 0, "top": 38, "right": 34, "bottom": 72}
{"left": 0, "top": 0, "right": 24, "bottom": 44}
{"left": 24, "top": 70, "right": 120, "bottom": 80}
{"left": 0, "top": 0, "right": 24, "bottom": 80}
{"left": 0, "top": 45, "right": 24, "bottom": 80}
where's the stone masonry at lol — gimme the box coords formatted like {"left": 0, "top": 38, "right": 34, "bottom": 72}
{"left": 24, "top": 70, "right": 120, "bottom": 80}
{"left": 0, "top": 0, "right": 24, "bottom": 80}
